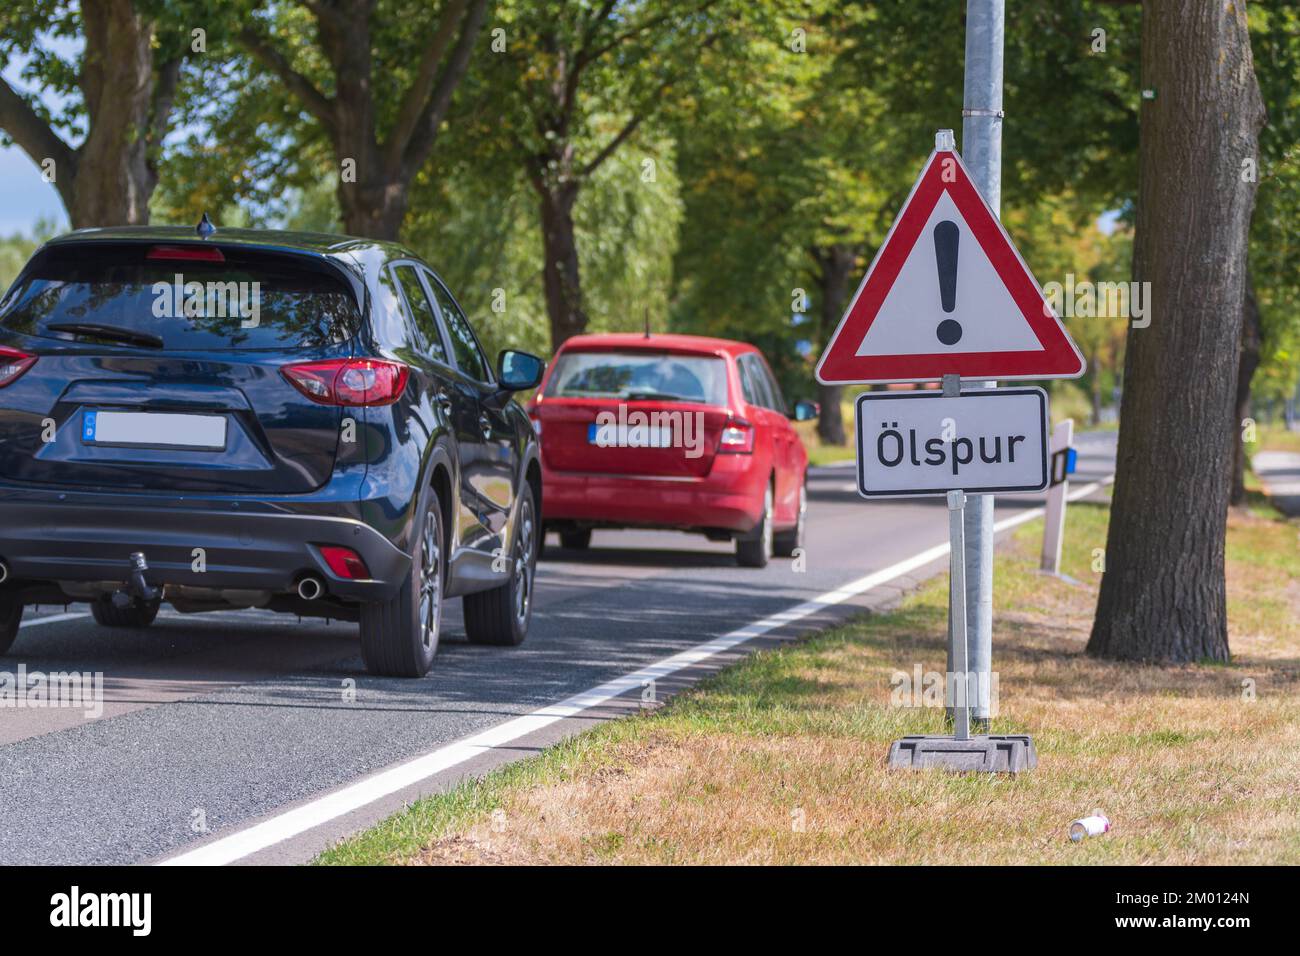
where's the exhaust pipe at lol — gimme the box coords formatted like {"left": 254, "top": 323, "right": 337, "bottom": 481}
{"left": 0, "top": 560, "right": 8, "bottom": 585}
{"left": 297, "top": 576, "right": 324, "bottom": 601}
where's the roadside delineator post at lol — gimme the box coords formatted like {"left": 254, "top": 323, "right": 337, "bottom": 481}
{"left": 1040, "top": 418, "right": 1075, "bottom": 576}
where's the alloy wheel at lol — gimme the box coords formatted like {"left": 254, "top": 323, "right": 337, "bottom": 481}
{"left": 513, "top": 498, "right": 535, "bottom": 626}
{"left": 418, "top": 505, "right": 442, "bottom": 651}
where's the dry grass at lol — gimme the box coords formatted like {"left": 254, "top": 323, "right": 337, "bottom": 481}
{"left": 318, "top": 501, "right": 1300, "bottom": 866}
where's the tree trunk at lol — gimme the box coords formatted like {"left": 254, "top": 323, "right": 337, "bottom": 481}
{"left": 69, "top": 0, "right": 158, "bottom": 226}
{"left": 538, "top": 183, "right": 587, "bottom": 348}
{"left": 338, "top": 174, "right": 409, "bottom": 239}
{"left": 1087, "top": 1, "right": 1265, "bottom": 663}
{"left": 1230, "top": 276, "right": 1262, "bottom": 505}
{"left": 813, "top": 243, "right": 859, "bottom": 445}
{"left": 319, "top": 2, "right": 407, "bottom": 241}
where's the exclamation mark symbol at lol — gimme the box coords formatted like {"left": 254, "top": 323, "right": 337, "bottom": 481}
{"left": 934, "top": 220, "right": 961, "bottom": 345}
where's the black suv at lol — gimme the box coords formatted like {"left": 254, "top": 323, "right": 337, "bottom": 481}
{"left": 0, "top": 225, "right": 545, "bottom": 677}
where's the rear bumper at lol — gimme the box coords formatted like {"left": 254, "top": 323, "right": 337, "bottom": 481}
{"left": 0, "top": 489, "right": 410, "bottom": 603}
{"left": 539, "top": 459, "right": 764, "bottom": 533}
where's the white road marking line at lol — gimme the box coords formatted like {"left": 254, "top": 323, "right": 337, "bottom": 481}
{"left": 19, "top": 612, "right": 91, "bottom": 629}
{"left": 158, "top": 475, "right": 1113, "bottom": 866}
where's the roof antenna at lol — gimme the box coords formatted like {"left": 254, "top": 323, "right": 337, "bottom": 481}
{"left": 196, "top": 212, "right": 216, "bottom": 239}
{"left": 643, "top": 307, "right": 651, "bottom": 339}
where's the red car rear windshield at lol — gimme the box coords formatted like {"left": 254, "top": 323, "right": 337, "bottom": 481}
{"left": 0, "top": 243, "right": 360, "bottom": 350}
{"left": 545, "top": 350, "right": 728, "bottom": 404}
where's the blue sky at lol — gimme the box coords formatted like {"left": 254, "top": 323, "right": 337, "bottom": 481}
{"left": 0, "top": 146, "right": 66, "bottom": 235}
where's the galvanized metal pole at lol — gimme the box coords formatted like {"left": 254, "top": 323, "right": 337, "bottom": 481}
{"left": 947, "top": 489, "right": 970, "bottom": 741}
{"left": 959, "top": 0, "right": 1003, "bottom": 727}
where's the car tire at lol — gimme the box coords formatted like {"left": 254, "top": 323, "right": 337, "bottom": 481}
{"left": 773, "top": 478, "right": 807, "bottom": 557}
{"left": 90, "top": 596, "right": 160, "bottom": 628}
{"left": 0, "top": 598, "right": 20, "bottom": 655}
{"left": 465, "top": 483, "right": 537, "bottom": 646}
{"left": 360, "top": 487, "right": 444, "bottom": 678}
{"left": 559, "top": 528, "right": 591, "bottom": 550}
{"left": 736, "top": 484, "right": 774, "bottom": 569}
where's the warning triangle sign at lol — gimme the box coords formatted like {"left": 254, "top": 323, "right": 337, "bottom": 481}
{"left": 816, "top": 143, "right": 1086, "bottom": 385}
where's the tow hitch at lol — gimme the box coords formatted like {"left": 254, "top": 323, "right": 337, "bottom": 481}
{"left": 111, "top": 552, "right": 162, "bottom": 608}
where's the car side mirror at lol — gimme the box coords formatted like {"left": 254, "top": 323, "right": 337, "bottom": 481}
{"left": 498, "top": 349, "right": 545, "bottom": 391}
{"left": 792, "top": 399, "right": 820, "bottom": 422}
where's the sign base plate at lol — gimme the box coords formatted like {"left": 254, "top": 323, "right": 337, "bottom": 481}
{"left": 886, "top": 734, "right": 1037, "bottom": 774}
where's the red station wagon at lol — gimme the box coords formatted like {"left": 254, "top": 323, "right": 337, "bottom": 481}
{"left": 528, "top": 333, "right": 818, "bottom": 567}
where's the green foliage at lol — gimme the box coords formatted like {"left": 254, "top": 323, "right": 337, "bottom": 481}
{"left": 0, "top": 217, "right": 57, "bottom": 290}
{"left": 1249, "top": 4, "right": 1300, "bottom": 404}
{"left": 403, "top": 132, "right": 683, "bottom": 361}
{"left": 669, "top": 0, "right": 1143, "bottom": 400}
{"left": 2, "top": 0, "right": 1295, "bottom": 413}
{"left": 669, "top": 1, "right": 893, "bottom": 395}
{"left": 151, "top": 3, "right": 332, "bottom": 226}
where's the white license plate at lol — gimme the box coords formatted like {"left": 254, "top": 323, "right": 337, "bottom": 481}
{"left": 82, "top": 410, "right": 228, "bottom": 450}
{"left": 588, "top": 422, "right": 674, "bottom": 448}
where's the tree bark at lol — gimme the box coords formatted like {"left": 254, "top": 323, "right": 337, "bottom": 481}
{"left": 1087, "top": 0, "right": 1265, "bottom": 663}
{"left": 812, "top": 243, "right": 859, "bottom": 445}
{"left": 0, "top": 0, "right": 176, "bottom": 228}
{"left": 537, "top": 182, "right": 587, "bottom": 346}
{"left": 1230, "top": 276, "right": 1262, "bottom": 505}
{"left": 72, "top": 0, "right": 156, "bottom": 226}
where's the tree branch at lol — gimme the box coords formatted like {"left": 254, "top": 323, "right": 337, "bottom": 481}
{"left": 577, "top": 9, "right": 675, "bottom": 69}
{"left": 238, "top": 26, "right": 337, "bottom": 134}
{"left": 574, "top": 0, "right": 620, "bottom": 68}
{"left": 578, "top": 0, "right": 720, "bottom": 68}
{"left": 386, "top": 0, "right": 471, "bottom": 166}
{"left": 578, "top": 110, "right": 646, "bottom": 178}
{"left": 150, "top": 57, "right": 182, "bottom": 149}
{"left": 401, "top": 0, "right": 489, "bottom": 172}
{"left": 0, "top": 77, "right": 77, "bottom": 206}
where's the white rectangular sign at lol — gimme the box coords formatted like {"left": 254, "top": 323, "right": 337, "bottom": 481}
{"left": 85, "top": 410, "right": 228, "bottom": 451}
{"left": 855, "top": 388, "right": 1048, "bottom": 498}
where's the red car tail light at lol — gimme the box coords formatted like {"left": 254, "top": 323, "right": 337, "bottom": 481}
{"left": 282, "top": 358, "right": 409, "bottom": 406}
{"left": 0, "top": 347, "right": 37, "bottom": 388}
{"left": 319, "top": 545, "right": 370, "bottom": 579}
{"left": 146, "top": 245, "right": 226, "bottom": 262}
{"left": 718, "top": 419, "right": 755, "bottom": 454}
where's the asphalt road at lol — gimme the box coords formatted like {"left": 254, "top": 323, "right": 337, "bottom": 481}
{"left": 0, "top": 431, "right": 1116, "bottom": 865}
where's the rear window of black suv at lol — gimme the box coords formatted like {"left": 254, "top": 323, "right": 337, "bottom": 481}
{"left": 0, "top": 243, "right": 361, "bottom": 350}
